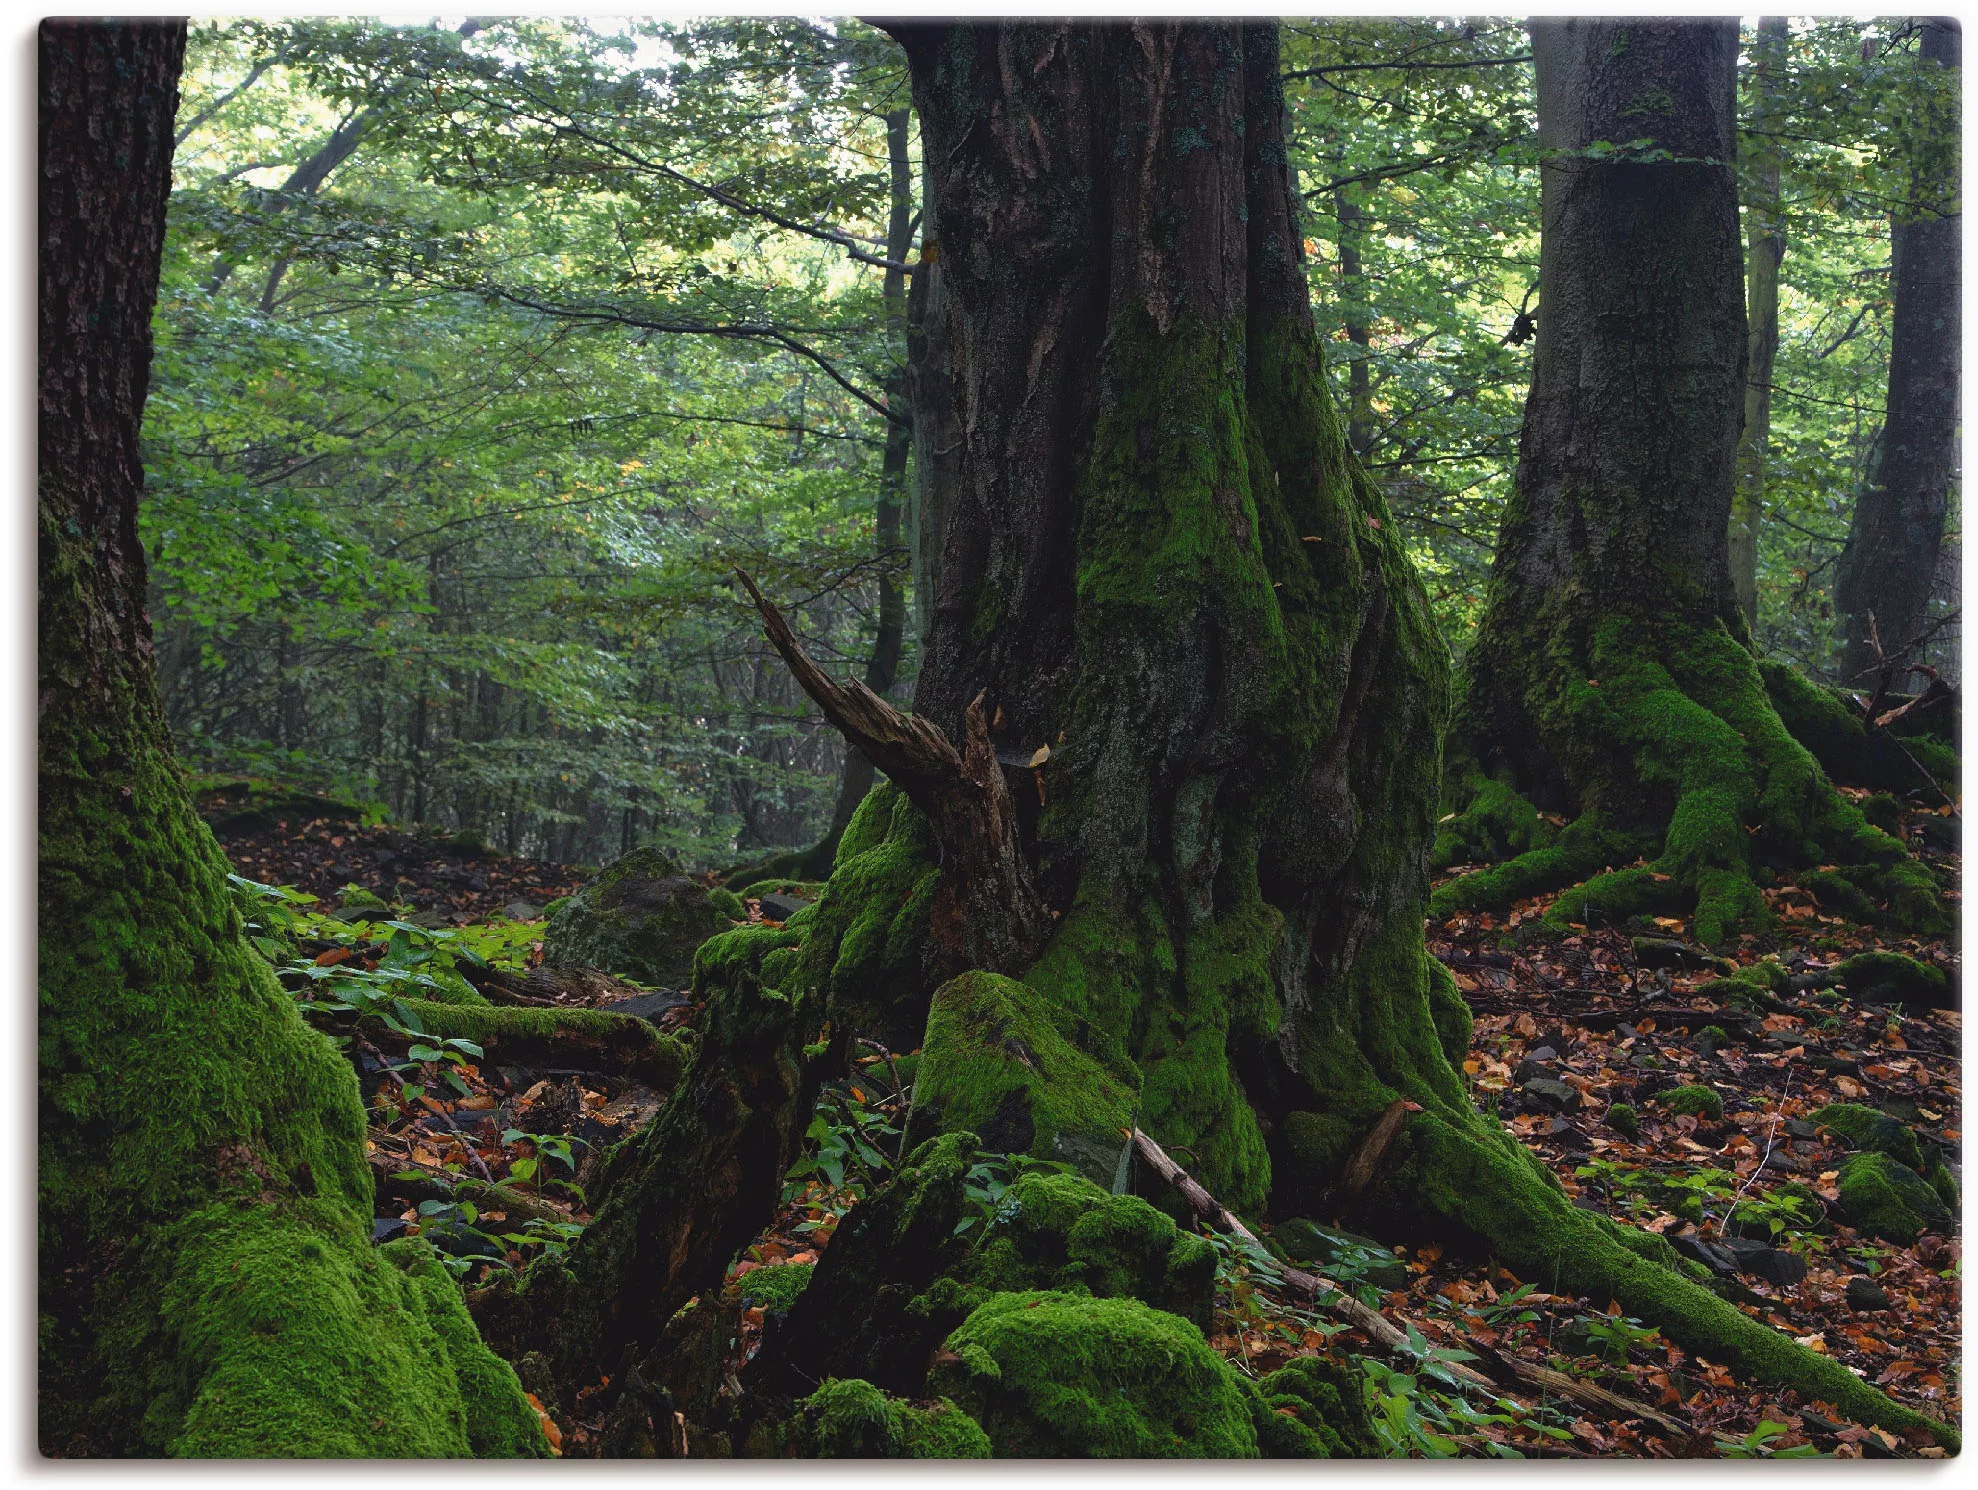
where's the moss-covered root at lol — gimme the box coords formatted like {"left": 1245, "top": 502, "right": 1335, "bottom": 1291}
{"left": 797, "top": 1379, "right": 992, "bottom": 1458}
{"left": 362, "top": 998, "right": 692, "bottom": 1089}
{"left": 160, "top": 1212, "right": 545, "bottom": 1456}
{"left": 930, "top": 1291, "right": 1262, "bottom": 1457}
{"left": 537, "top": 969, "right": 821, "bottom": 1380}
{"left": 1430, "top": 768, "right": 1559, "bottom": 871}
{"left": 1445, "top": 620, "right": 1952, "bottom": 944}
{"left": 1403, "top": 1114, "right": 1958, "bottom": 1450}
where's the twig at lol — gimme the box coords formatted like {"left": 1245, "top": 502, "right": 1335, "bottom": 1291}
{"left": 1129, "top": 1127, "right": 1691, "bottom": 1440}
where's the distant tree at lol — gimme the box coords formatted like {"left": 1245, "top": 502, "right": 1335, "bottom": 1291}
{"left": 1444, "top": 20, "right": 1946, "bottom": 950}
{"left": 1836, "top": 17, "right": 1961, "bottom": 678}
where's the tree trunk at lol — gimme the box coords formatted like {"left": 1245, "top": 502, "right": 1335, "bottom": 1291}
{"left": 1446, "top": 17, "right": 1945, "bottom": 947}
{"left": 1334, "top": 184, "right": 1376, "bottom": 456}
{"left": 809, "top": 108, "right": 916, "bottom": 866}
{"left": 567, "top": 20, "right": 1952, "bottom": 1452}
{"left": 38, "top": 19, "right": 542, "bottom": 1457}
{"left": 1730, "top": 16, "right": 1789, "bottom": 630}
{"left": 1836, "top": 18, "right": 1961, "bottom": 678}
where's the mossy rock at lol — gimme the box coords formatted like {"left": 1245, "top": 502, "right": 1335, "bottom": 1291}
{"left": 1836, "top": 1152, "right": 1951, "bottom": 1243}
{"left": 797, "top": 1378, "right": 992, "bottom": 1458}
{"left": 1605, "top": 1102, "right": 1639, "bottom": 1137}
{"left": 967, "top": 1170, "right": 1218, "bottom": 1333}
{"left": 1813, "top": 1103, "right": 1925, "bottom": 1172}
{"left": 735, "top": 878, "right": 826, "bottom": 903}
{"left": 1656, "top": 1085, "right": 1723, "bottom": 1121}
{"left": 707, "top": 886, "right": 746, "bottom": 921}
{"left": 1251, "top": 1356, "right": 1377, "bottom": 1458}
{"left": 194, "top": 777, "right": 372, "bottom": 834}
{"left": 907, "top": 972, "right": 1140, "bottom": 1188}
{"left": 1832, "top": 950, "right": 1952, "bottom": 1008}
{"left": 930, "top": 1291, "right": 1261, "bottom": 1458}
{"left": 736, "top": 1261, "right": 813, "bottom": 1313}
{"left": 1431, "top": 772, "right": 1557, "bottom": 870}
{"left": 541, "top": 846, "right": 730, "bottom": 987}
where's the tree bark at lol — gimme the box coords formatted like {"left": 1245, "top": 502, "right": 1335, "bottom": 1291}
{"left": 1447, "top": 18, "right": 1946, "bottom": 946}
{"left": 38, "top": 19, "right": 542, "bottom": 1456}
{"left": 1836, "top": 17, "right": 1961, "bottom": 678}
{"left": 1730, "top": 16, "right": 1789, "bottom": 630}
{"left": 1334, "top": 184, "right": 1376, "bottom": 456}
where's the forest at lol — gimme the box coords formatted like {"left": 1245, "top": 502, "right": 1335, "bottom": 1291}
{"left": 39, "top": 13, "right": 1960, "bottom": 1460}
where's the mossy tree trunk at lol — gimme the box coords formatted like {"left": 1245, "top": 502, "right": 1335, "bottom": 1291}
{"left": 738, "top": 18, "right": 1949, "bottom": 1447}
{"left": 1729, "top": 16, "right": 1788, "bottom": 631}
{"left": 1443, "top": 18, "right": 1946, "bottom": 946}
{"left": 1835, "top": 18, "right": 1960, "bottom": 679}
{"left": 39, "top": 20, "right": 541, "bottom": 1457}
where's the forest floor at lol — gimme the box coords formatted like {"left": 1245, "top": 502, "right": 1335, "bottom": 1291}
{"left": 211, "top": 797, "right": 1961, "bottom": 1460}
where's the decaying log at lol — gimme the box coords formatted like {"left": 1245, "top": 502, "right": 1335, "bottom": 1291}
{"left": 736, "top": 568, "right": 1052, "bottom": 976}
{"left": 1129, "top": 1127, "right": 1691, "bottom": 1441}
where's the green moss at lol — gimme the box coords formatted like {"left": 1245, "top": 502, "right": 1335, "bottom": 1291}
{"left": 736, "top": 1261, "right": 814, "bottom": 1312}
{"left": 931, "top": 1291, "right": 1261, "bottom": 1458}
{"left": 909, "top": 972, "right": 1140, "bottom": 1186}
{"left": 1833, "top": 950, "right": 1951, "bottom": 1005}
{"left": 797, "top": 1378, "right": 992, "bottom": 1458}
{"left": 1424, "top": 958, "right": 1473, "bottom": 1068}
{"left": 707, "top": 887, "right": 746, "bottom": 920}
{"left": 1432, "top": 815, "right": 1648, "bottom": 918}
{"left": 1657, "top": 1085, "right": 1723, "bottom": 1121}
{"left": 541, "top": 847, "right": 730, "bottom": 986}
{"left": 39, "top": 496, "right": 543, "bottom": 1455}
{"left": 1393, "top": 1112, "right": 1955, "bottom": 1448}
{"left": 1813, "top": 1103, "right": 1925, "bottom": 1171}
{"left": 965, "top": 1170, "right": 1218, "bottom": 1332}
{"left": 776, "top": 784, "right": 940, "bottom": 1050}
{"left": 1760, "top": 658, "right": 1960, "bottom": 795}
{"left": 1252, "top": 1356, "right": 1377, "bottom": 1458}
{"left": 1606, "top": 1102, "right": 1638, "bottom": 1137}
{"left": 1837, "top": 1152, "right": 1951, "bottom": 1243}
{"left": 735, "top": 878, "right": 826, "bottom": 903}
{"left": 693, "top": 920, "right": 806, "bottom": 992}
{"left": 1431, "top": 771, "right": 1557, "bottom": 870}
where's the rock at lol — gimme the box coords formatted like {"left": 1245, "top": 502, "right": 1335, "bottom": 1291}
{"left": 1520, "top": 1077, "right": 1581, "bottom": 1113}
{"left": 1813, "top": 1103, "right": 1924, "bottom": 1170}
{"left": 1669, "top": 1233, "right": 1737, "bottom": 1274}
{"left": 1271, "top": 1220, "right": 1409, "bottom": 1291}
{"left": 1631, "top": 938, "right": 1735, "bottom": 974}
{"left": 372, "top": 1216, "right": 410, "bottom": 1242}
{"left": 1783, "top": 1118, "right": 1818, "bottom": 1139}
{"left": 600, "top": 990, "right": 690, "bottom": 1024}
{"left": 1720, "top": 1237, "right": 1808, "bottom": 1287}
{"left": 502, "top": 898, "right": 543, "bottom": 922}
{"left": 1837, "top": 1151, "right": 1951, "bottom": 1243}
{"left": 756, "top": 892, "right": 811, "bottom": 923}
{"left": 542, "top": 846, "right": 731, "bottom": 986}
{"left": 1845, "top": 1277, "right": 1892, "bottom": 1312}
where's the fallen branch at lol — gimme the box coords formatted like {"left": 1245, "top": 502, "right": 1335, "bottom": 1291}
{"left": 1128, "top": 1127, "right": 1691, "bottom": 1441}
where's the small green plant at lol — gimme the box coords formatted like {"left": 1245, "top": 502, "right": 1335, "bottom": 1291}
{"left": 499, "top": 1128, "right": 587, "bottom": 1195}
{"left": 1714, "top": 1419, "right": 1820, "bottom": 1459}
{"left": 950, "top": 1150, "right": 1079, "bottom": 1238}
{"left": 1578, "top": 1311, "right": 1662, "bottom": 1366}
{"left": 782, "top": 1083, "right": 904, "bottom": 1217}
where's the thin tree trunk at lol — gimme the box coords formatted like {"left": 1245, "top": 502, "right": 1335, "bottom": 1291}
{"left": 1730, "top": 16, "right": 1789, "bottom": 631}
{"left": 1334, "top": 184, "right": 1375, "bottom": 456}
{"left": 1836, "top": 17, "right": 1961, "bottom": 677}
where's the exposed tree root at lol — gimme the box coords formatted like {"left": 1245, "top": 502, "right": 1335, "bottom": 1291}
{"left": 1441, "top": 623, "right": 1952, "bottom": 944}
{"left": 1130, "top": 1128, "right": 1694, "bottom": 1442}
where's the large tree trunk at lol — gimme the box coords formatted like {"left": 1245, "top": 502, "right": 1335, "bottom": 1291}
{"left": 1836, "top": 18, "right": 1961, "bottom": 678}
{"left": 567, "top": 20, "right": 1951, "bottom": 1453}
{"left": 1730, "top": 16, "right": 1789, "bottom": 630}
{"left": 1445, "top": 17, "right": 1945, "bottom": 947}
{"left": 38, "top": 19, "right": 542, "bottom": 1457}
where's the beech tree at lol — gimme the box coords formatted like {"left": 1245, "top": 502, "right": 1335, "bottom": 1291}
{"left": 1438, "top": 18, "right": 1946, "bottom": 950}
{"left": 38, "top": 18, "right": 543, "bottom": 1456}
{"left": 1836, "top": 17, "right": 1961, "bottom": 678}
{"left": 504, "top": 19, "right": 1949, "bottom": 1453}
